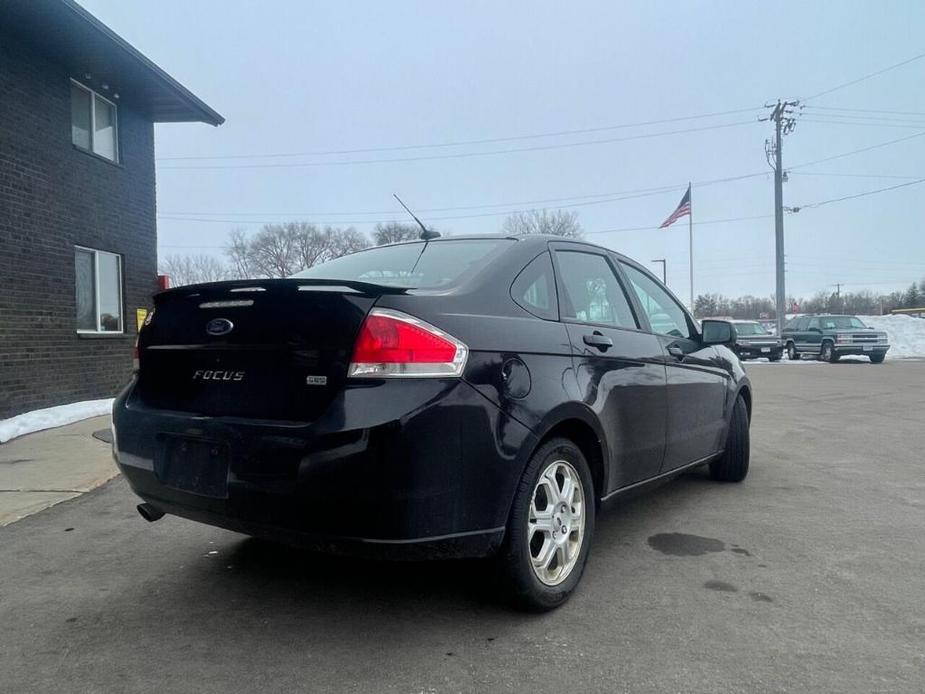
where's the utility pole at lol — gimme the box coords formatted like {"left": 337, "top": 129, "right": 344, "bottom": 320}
{"left": 651, "top": 259, "right": 667, "bottom": 284}
{"left": 762, "top": 100, "right": 800, "bottom": 336}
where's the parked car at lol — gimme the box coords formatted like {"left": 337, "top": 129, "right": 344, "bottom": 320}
{"left": 731, "top": 320, "right": 783, "bottom": 361}
{"left": 782, "top": 314, "right": 889, "bottom": 363}
{"left": 112, "top": 235, "right": 752, "bottom": 611}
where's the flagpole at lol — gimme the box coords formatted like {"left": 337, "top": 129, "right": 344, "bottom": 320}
{"left": 688, "top": 182, "right": 694, "bottom": 310}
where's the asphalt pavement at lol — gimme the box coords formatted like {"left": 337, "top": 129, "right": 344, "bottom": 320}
{"left": 1, "top": 360, "right": 923, "bottom": 693}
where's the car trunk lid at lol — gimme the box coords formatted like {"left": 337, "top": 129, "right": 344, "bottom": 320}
{"left": 135, "top": 279, "right": 404, "bottom": 421}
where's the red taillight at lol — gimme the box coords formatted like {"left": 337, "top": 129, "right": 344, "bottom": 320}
{"left": 349, "top": 309, "right": 468, "bottom": 378}
{"left": 132, "top": 339, "right": 140, "bottom": 372}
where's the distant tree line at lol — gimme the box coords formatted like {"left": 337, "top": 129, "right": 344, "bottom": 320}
{"left": 694, "top": 278, "right": 925, "bottom": 319}
{"left": 158, "top": 209, "right": 584, "bottom": 286}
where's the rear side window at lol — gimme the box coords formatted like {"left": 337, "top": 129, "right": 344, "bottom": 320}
{"left": 511, "top": 252, "right": 558, "bottom": 320}
{"left": 555, "top": 251, "right": 638, "bottom": 329}
{"left": 295, "top": 239, "right": 511, "bottom": 289}
{"left": 620, "top": 262, "right": 691, "bottom": 339}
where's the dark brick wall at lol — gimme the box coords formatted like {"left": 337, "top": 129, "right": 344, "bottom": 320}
{"left": 0, "top": 30, "right": 158, "bottom": 418}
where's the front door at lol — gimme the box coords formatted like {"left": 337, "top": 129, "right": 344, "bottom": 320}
{"left": 552, "top": 246, "right": 667, "bottom": 489}
{"left": 618, "top": 261, "right": 729, "bottom": 471}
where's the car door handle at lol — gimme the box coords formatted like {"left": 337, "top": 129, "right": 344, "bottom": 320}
{"left": 582, "top": 332, "right": 613, "bottom": 351}
{"left": 666, "top": 344, "right": 685, "bottom": 359}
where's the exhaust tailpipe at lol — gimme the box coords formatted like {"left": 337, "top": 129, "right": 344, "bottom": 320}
{"left": 137, "top": 503, "right": 165, "bottom": 522}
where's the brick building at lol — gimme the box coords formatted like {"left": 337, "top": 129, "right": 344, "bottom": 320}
{"left": 0, "top": 0, "right": 222, "bottom": 418}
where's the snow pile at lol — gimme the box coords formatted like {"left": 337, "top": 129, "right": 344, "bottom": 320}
{"left": 859, "top": 315, "right": 925, "bottom": 359}
{"left": 0, "top": 398, "right": 113, "bottom": 444}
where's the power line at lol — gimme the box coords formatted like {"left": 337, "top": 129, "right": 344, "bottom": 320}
{"left": 790, "top": 171, "right": 922, "bottom": 180}
{"left": 801, "top": 118, "right": 925, "bottom": 129}
{"left": 157, "top": 120, "right": 757, "bottom": 170}
{"left": 158, "top": 188, "right": 695, "bottom": 226}
{"left": 801, "top": 110, "right": 925, "bottom": 124}
{"left": 802, "top": 50, "right": 925, "bottom": 101}
{"left": 156, "top": 129, "right": 925, "bottom": 222}
{"left": 156, "top": 107, "right": 764, "bottom": 162}
{"left": 788, "top": 130, "right": 925, "bottom": 169}
{"left": 585, "top": 214, "right": 774, "bottom": 236}
{"left": 804, "top": 105, "right": 925, "bottom": 117}
{"left": 157, "top": 213, "right": 778, "bottom": 248}
{"left": 158, "top": 171, "right": 770, "bottom": 221}
{"left": 798, "top": 177, "right": 925, "bottom": 209}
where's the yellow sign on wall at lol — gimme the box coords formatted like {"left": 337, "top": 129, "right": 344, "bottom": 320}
{"left": 136, "top": 308, "right": 149, "bottom": 333}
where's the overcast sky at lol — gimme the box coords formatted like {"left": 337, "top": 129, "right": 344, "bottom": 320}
{"left": 79, "top": 0, "right": 925, "bottom": 299}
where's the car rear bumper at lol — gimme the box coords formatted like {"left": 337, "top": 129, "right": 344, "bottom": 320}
{"left": 113, "top": 377, "right": 534, "bottom": 559}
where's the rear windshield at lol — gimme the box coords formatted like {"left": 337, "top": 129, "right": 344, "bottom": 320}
{"left": 293, "top": 239, "right": 511, "bottom": 288}
{"left": 735, "top": 322, "right": 768, "bottom": 336}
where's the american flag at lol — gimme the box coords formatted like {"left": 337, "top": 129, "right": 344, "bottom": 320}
{"left": 659, "top": 185, "right": 691, "bottom": 228}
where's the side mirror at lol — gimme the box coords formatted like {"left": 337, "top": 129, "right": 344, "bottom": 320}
{"left": 702, "top": 319, "right": 737, "bottom": 347}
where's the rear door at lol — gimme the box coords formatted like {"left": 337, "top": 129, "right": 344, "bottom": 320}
{"left": 804, "top": 317, "right": 824, "bottom": 353}
{"left": 617, "top": 260, "right": 729, "bottom": 471}
{"left": 551, "top": 244, "right": 667, "bottom": 488}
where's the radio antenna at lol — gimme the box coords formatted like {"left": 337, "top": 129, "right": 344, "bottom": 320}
{"left": 393, "top": 194, "right": 440, "bottom": 240}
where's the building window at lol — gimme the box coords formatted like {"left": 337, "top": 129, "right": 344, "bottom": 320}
{"left": 76, "top": 248, "right": 123, "bottom": 333}
{"left": 70, "top": 80, "right": 118, "bottom": 162}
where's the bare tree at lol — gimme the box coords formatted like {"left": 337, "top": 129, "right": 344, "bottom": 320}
{"left": 226, "top": 223, "right": 371, "bottom": 278}
{"left": 324, "top": 226, "right": 370, "bottom": 259}
{"left": 502, "top": 209, "right": 583, "bottom": 238}
{"left": 247, "top": 223, "right": 304, "bottom": 277}
{"left": 225, "top": 229, "right": 254, "bottom": 279}
{"left": 373, "top": 222, "right": 422, "bottom": 245}
{"left": 158, "top": 254, "right": 229, "bottom": 287}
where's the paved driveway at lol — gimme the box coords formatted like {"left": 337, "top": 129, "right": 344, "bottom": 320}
{"left": 1, "top": 362, "right": 923, "bottom": 693}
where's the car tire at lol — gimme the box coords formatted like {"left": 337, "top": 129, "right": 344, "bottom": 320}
{"left": 870, "top": 353, "right": 886, "bottom": 364}
{"left": 709, "top": 396, "right": 750, "bottom": 483}
{"left": 786, "top": 342, "right": 798, "bottom": 360}
{"left": 820, "top": 340, "right": 838, "bottom": 363}
{"left": 497, "top": 438, "right": 595, "bottom": 612}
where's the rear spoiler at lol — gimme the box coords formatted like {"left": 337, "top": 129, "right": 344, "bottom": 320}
{"left": 154, "top": 278, "right": 411, "bottom": 302}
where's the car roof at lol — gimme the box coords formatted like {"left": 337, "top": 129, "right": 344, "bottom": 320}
{"left": 381, "top": 234, "right": 634, "bottom": 259}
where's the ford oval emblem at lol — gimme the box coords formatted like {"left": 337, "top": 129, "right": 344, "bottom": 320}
{"left": 206, "top": 318, "right": 234, "bottom": 336}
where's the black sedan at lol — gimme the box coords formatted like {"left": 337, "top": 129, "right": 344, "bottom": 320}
{"left": 731, "top": 320, "right": 783, "bottom": 361}
{"left": 113, "top": 235, "right": 752, "bottom": 610}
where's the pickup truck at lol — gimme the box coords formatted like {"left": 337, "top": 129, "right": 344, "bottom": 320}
{"left": 782, "top": 314, "right": 889, "bottom": 363}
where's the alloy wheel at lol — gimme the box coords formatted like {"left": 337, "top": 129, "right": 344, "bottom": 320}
{"left": 528, "top": 459, "right": 586, "bottom": 586}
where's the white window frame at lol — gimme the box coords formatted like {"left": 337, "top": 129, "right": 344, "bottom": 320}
{"left": 70, "top": 79, "right": 119, "bottom": 163}
{"left": 75, "top": 246, "right": 124, "bottom": 334}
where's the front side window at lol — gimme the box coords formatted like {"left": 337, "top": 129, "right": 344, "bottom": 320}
{"left": 70, "top": 81, "right": 119, "bottom": 162}
{"left": 620, "top": 262, "right": 691, "bottom": 339}
{"left": 75, "top": 248, "right": 123, "bottom": 333}
{"left": 555, "top": 251, "right": 637, "bottom": 329}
